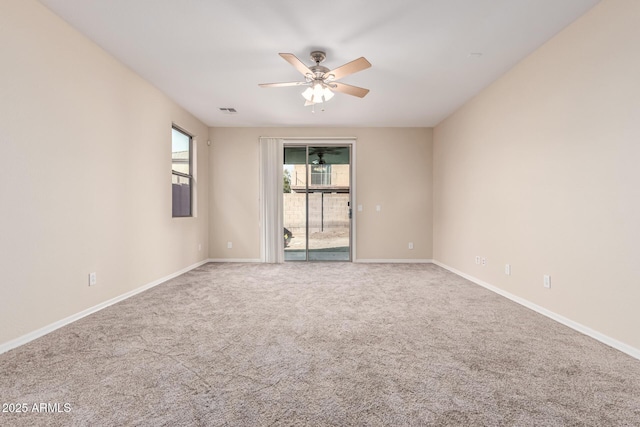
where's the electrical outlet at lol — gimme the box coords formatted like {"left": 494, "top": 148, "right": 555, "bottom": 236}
{"left": 481, "top": 257, "right": 487, "bottom": 266}
{"left": 227, "top": 242, "right": 233, "bottom": 249}
{"left": 89, "top": 272, "right": 97, "bottom": 286}
{"left": 505, "top": 264, "right": 511, "bottom": 275}
{"left": 376, "top": 205, "right": 381, "bottom": 212}
{"left": 475, "top": 256, "right": 481, "bottom": 265}
{"left": 408, "top": 242, "right": 414, "bottom": 250}
{"left": 544, "top": 275, "right": 551, "bottom": 288}
{"left": 198, "top": 243, "right": 202, "bottom": 251}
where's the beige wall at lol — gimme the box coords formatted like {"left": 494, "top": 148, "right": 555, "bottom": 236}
{"left": 209, "top": 127, "right": 433, "bottom": 261}
{"left": 433, "top": 0, "right": 640, "bottom": 350}
{"left": 0, "top": 0, "right": 209, "bottom": 346}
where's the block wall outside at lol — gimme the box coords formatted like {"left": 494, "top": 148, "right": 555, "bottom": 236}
{"left": 283, "top": 193, "right": 350, "bottom": 233}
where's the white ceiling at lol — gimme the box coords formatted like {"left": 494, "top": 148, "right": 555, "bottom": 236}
{"left": 38, "top": 0, "right": 599, "bottom": 128}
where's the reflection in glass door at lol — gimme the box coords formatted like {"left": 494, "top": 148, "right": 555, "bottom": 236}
{"left": 283, "top": 145, "right": 351, "bottom": 261}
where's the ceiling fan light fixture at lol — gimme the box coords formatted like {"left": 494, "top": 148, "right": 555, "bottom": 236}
{"left": 312, "top": 83, "right": 324, "bottom": 102}
{"left": 302, "top": 82, "right": 334, "bottom": 104}
{"left": 322, "top": 87, "right": 334, "bottom": 101}
{"left": 302, "top": 86, "right": 314, "bottom": 102}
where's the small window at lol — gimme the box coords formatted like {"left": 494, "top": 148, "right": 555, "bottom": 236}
{"left": 311, "top": 164, "right": 331, "bottom": 186}
{"left": 172, "top": 127, "right": 192, "bottom": 217}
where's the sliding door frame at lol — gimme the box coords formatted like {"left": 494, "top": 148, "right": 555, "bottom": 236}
{"left": 260, "top": 137, "right": 357, "bottom": 263}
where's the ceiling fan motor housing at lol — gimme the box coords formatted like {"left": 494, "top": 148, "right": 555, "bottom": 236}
{"left": 308, "top": 51, "right": 330, "bottom": 80}
{"left": 310, "top": 51, "right": 326, "bottom": 64}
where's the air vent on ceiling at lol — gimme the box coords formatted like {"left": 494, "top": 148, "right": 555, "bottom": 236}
{"left": 219, "top": 107, "right": 237, "bottom": 114}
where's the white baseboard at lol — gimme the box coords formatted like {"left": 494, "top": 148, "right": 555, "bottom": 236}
{"left": 432, "top": 260, "right": 640, "bottom": 361}
{"left": 356, "top": 259, "right": 434, "bottom": 264}
{"left": 0, "top": 259, "right": 210, "bottom": 355}
{"left": 208, "top": 258, "right": 262, "bottom": 263}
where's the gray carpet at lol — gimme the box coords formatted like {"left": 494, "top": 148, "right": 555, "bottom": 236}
{"left": 1, "top": 263, "right": 639, "bottom": 426}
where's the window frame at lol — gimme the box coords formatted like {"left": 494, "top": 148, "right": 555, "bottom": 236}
{"left": 171, "top": 125, "right": 193, "bottom": 218}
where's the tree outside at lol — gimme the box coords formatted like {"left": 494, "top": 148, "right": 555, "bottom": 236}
{"left": 283, "top": 169, "right": 291, "bottom": 193}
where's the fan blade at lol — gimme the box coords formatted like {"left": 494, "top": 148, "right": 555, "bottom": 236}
{"left": 259, "top": 81, "right": 308, "bottom": 88}
{"left": 279, "top": 53, "right": 314, "bottom": 77}
{"left": 331, "top": 82, "right": 370, "bottom": 98}
{"left": 325, "top": 57, "right": 371, "bottom": 81}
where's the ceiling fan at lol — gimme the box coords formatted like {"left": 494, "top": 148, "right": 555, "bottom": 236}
{"left": 259, "top": 51, "right": 371, "bottom": 106}
{"left": 309, "top": 146, "right": 342, "bottom": 161}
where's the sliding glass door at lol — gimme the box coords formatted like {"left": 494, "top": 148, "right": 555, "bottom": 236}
{"left": 283, "top": 145, "right": 351, "bottom": 261}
